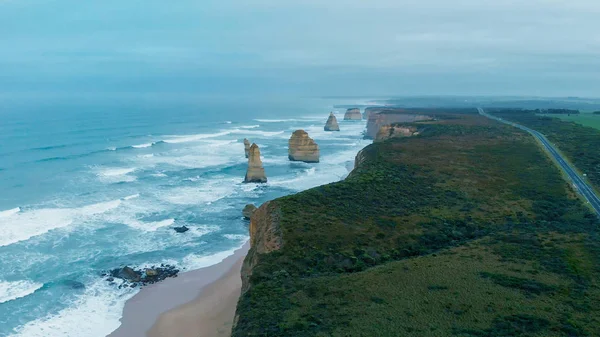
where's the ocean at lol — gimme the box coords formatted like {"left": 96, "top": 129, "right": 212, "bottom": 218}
{"left": 0, "top": 96, "right": 369, "bottom": 336}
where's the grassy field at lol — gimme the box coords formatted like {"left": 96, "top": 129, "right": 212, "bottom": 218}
{"left": 542, "top": 112, "right": 600, "bottom": 131}
{"left": 233, "top": 114, "right": 599, "bottom": 337}
{"left": 491, "top": 109, "right": 600, "bottom": 192}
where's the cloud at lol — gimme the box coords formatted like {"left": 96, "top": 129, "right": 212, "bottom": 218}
{"left": 0, "top": 0, "right": 599, "bottom": 96}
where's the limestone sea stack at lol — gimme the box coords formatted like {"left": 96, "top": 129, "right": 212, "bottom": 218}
{"left": 288, "top": 130, "right": 320, "bottom": 163}
{"left": 244, "top": 143, "right": 267, "bottom": 183}
{"left": 344, "top": 108, "right": 362, "bottom": 120}
{"left": 324, "top": 112, "right": 340, "bottom": 131}
{"left": 243, "top": 138, "right": 251, "bottom": 158}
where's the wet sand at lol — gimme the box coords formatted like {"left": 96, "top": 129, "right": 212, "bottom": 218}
{"left": 108, "top": 242, "right": 249, "bottom": 337}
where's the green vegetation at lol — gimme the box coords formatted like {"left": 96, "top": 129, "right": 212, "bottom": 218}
{"left": 488, "top": 109, "right": 600, "bottom": 191}
{"left": 233, "top": 114, "right": 599, "bottom": 337}
{"left": 549, "top": 113, "right": 600, "bottom": 131}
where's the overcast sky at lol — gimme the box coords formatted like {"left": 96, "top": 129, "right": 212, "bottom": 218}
{"left": 1, "top": 0, "right": 599, "bottom": 98}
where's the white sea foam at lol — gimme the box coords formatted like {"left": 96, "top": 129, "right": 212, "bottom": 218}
{"left": 9, "top": 279, "right": 137, "bottom": 337}
{"left": 181, "top": 245, "right": 243, "bottom": 271}
{"left": 0, "top": 207, "right": 21, "bottom": 218}
{"left": 0, "top": 280, "right": 43, "bottom": 304}
{"left": 107, "top": 147, "right": 117, "bottom": 151}
{"left": 124, "top": 218, "right": 175, "bottom": 232}
{"left": 98, "top": 167, "right": 136, "bottom": 176}
{"left": 123, "top": 194, "right": 140, "bottom": 201}
{"left": 230, "top": 129, "right": 284, "bottom": 137}
{"left": 254, "top": 118, "right": 321, "bottom": 123}
{"left": 223, "top": 234, "right": 248, "bottom": 241}
{"left": 253, "top": 119, "right": 290, "bottom": 123}
{"left": 132, "top": 143, "right": 152, "bottom": 149}
{"left": 0, "top": 199, "right": 123, "bottom": 247}
{"left": 163, "top": 131, "right": 231, "bottom": 144}
{"left": 239, "top": 125, "right": 260, "bottom": 129}
{"left": 160, "top": 183, "right": 234, "bottom": 205}
{"left": 95, "top": 167, "right": 137, "bottom": 183}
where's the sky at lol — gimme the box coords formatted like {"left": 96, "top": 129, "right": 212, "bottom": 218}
{"left": 0, "top": 0, "right": 599, "bottom": 98}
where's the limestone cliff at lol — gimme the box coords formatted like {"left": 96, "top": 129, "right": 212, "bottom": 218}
{"left": 288, "top": 130, "right": 320, "bottom": 163}
{"left": 240, "top": 201, "right": 283, "bottom": 293}
{"left": 243, "top": 138, "right": 251, "bottom": 158}
{"left": 324, "top": 112, "right": 340, "bottom": 131}
{"left": 375, "top": 125, "right": 418, "bottom": 142}
{"left": 244, "top": 143, "right": 267, "bottom": 183}
{"left": 344, "top": 108, "right": 362, "bottom": 120}
{"left": 363, "top": 107, "right": 386, "bottom": 120}
{"left": 365, "top": 110, "right": 432, "bottom": 139}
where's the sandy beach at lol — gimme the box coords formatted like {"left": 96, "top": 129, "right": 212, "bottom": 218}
{"left": 109, "top": 242, "right": 249, "bottom": 337}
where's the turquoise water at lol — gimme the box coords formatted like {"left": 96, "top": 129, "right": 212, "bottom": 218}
{"left": 0, "top": 96, "right": 369, "bottom": 336}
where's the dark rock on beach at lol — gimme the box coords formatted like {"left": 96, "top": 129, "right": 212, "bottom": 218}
{"left": 106, "top": 265, "right": 180, "bottom": 287}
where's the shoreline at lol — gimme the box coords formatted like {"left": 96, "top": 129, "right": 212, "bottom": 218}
{"left": 108, "top": 242, "right": 249, "bottom": 337}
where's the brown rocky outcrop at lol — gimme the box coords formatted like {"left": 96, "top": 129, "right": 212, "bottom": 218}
{"left": 365, "top": 110, "right": 432, "bottom": 139}
{"left": 344, "top": 108, "right": 362, "bottom": 120}
{"left": 240, "top": 201, "right": 283, "bottom": 293}
{"left": 243, "top": 138, "right": 251, "bottom": 158}
{"left": 244, "top": 144, "right": 267, "bottom": 183}
{"left": 242, "top": 204, "right": 257, "bottom": 219}
{"left": 288, "top": 130, "right": 320, "bottom": 163}
{"left": 324, "top": 112, "right": 340, "bottom": 131}
{"left": 375, "top": 125, "right": 419, "bottom": 142}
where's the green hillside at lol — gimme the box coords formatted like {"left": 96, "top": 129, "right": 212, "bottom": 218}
{"left": 233, "top": 114, "right": 599, "bottom": 337}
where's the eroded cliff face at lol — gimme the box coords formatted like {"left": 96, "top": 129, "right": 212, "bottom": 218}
{"left": 288, "top": 130, "right": 320, "bottom": 163}
{"left": 375, "top": 125, "right": 418, "bottom": 142}
{"left": 365, "top": 112, "right": 431, "bottom": 139}
{"left": 240, "top": 201, "right": 283, "bottom": 293}
{"left": 363, "top": 107, "right": 386, "bottom": 120}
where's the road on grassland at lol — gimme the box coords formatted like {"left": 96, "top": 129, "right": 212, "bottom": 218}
{"left": 477, "top": 107, "right": 600, "bottom": 217}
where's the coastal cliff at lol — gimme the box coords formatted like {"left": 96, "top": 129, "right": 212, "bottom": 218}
{"left": 374, "top": 125, "right": 418, "bottom": 142}
{"left": 233, "top": 113, "right": 600, "bottom": 336}
{"left": 365, "top": 109, "right": 432, "bottom": 139}
{"left": 240, "top": 201, "right": 283, "bottom": 293}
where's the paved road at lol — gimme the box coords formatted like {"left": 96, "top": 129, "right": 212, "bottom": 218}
{"left": 478, "top": 108, "right": 600, "bottom": 217}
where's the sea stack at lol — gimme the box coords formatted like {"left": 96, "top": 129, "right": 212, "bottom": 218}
{"left": 244, "top": 143, "right": 267, "bottom": 183}
{"left": 324, "top": 112, "right": 340, "bottom": 131}
{"left": 288, "top": 130, "right": 320, "bottom": 163}
{"left": 243, "top": 138, "right": 251, "bottom": 158}
{"left": 344, "top": 108, "right": 362, "bottom": 120}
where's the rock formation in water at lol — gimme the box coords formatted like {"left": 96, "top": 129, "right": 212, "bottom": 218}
{"left": 288, "top": 130, "right": 320, "bottom": 163}
{"left": 344, "top": 108, "right": 362, "bottom": 120}
{"left": 324, "top": 112, "right": 340, "bottom": 131}
{"left": 243, "top": 204, "right": 258, "bottom": 219}
{"left": 244, "top": 143, "right": 267, "bottom": 183}
{"left": 243, "top": 138, "right": 251, "bottom": 158}
{"left": 375, "top": 125, "right": 419, "bottom": 142}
